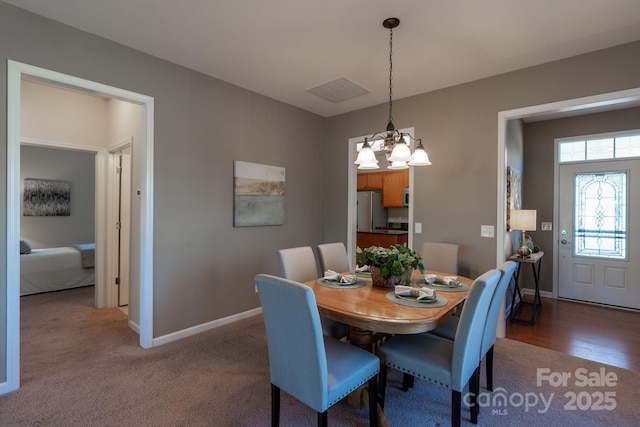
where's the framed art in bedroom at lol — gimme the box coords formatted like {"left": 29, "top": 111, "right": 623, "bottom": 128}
{"left": 23, "top": 178, "right": 71, "bottom": 216}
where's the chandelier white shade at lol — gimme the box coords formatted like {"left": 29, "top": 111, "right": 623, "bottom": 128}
{"left": 353, "top": 138, "right": 380, "bottom": 169}
{"left": 354, "top": 17, "right": 432, "bottom": 170}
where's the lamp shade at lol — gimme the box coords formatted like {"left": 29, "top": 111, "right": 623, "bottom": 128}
{"left": 510, "top": 209, "right": 537, "bottom": 231}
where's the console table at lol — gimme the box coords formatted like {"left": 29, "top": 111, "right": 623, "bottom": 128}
{"left": 509, "top": 251, "right": 543, "bottom": 324}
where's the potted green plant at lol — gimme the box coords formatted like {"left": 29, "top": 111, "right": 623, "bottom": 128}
{"left": 356, "top": 244, "right": 424, "bottom": 288}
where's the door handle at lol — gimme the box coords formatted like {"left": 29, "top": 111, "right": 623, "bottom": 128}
{"left": 560, "top": 239, "right": 573, "bottom": 245}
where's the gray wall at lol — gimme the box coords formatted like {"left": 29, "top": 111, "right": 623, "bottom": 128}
{"left": 20, "top": 146, "right": 95, "bottom": 248}
{"left": 2, "top": 2, "right": 640, "bottom": 386}
{"left": 521, "top": 106, "right": 640, "bottom": 292}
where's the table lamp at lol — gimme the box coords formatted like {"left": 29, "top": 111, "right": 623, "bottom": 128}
{"left": 510, "top": 209, "right": 537, "bottom": 257}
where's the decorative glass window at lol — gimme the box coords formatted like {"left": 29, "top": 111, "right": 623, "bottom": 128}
{"left": 559, "top": 140, "right": 586, "bottom": 162}
{"left": 615, "top": 134, "right": 640, "bottom": 158}
{"left": 559, "top": 132, "right": 640, "bottom": 163}
{"left": 574, "top": 172, "right": 627, "bottom": 259}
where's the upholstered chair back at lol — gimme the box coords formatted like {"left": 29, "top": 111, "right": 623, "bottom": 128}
{"left": 421, "top": 242, "right": 460, "bottom": 274}
{"left": 256, "top": 274, "right": 327, "bottom": 410}
{"left": 277, "top": 246, "right": 318, "bottom": 283}
{"left": 451, "top": 269, "right": 501, "bottom": 390}
{"left": 317, "top": 242, "right": 350, "bottom": 273}
{"left": 481, "top": 261, "right": 517, "bottom": 356}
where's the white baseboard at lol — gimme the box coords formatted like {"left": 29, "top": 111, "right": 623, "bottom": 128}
{"left": 0, "top": 380, "right": 18, "bottom": 396}
{"left": 521, "top": 288, "right": 553, "bottom": 298}
{"left": 128, "top": 319, "right": 141, "bottom": 334}
{"left": 151, "top": 307, "right": 263, "bottom": 347}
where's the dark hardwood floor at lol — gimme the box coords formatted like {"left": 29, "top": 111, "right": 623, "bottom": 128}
{"left": 506, "top": 296, "right": 640, "bottom": 373}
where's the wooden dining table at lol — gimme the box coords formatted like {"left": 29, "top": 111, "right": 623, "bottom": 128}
{"left": 306, "top": 269, "right": 473, "bottom": 342}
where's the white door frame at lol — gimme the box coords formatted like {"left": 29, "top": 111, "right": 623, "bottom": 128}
{"left": 497, "top": 88, "right": 640, "bottom": 305}
{"left": 4, "top": 60, "right": 155, "bottom": 394}
{"left": 108, "top": 138, "right": 133, "bottom": 309}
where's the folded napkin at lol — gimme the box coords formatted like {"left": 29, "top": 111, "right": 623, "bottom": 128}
{"left": 355, "top": 265, "right": 370, "bottom": 273}
{"left": 395, "top": 285, "right": 436, "bottom": 301}
{"left": 324, "top": 270, "right": 357, "bottom": 284}
{"left": 442, "top": 276, "right": 460, "bottom": 287}
{"left": 430, "top": 275, "right": 460, "bottom": 287}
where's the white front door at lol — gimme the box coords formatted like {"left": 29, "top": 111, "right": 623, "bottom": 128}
{"left": 558, "top": 159, "right": 640, "bottom": 309}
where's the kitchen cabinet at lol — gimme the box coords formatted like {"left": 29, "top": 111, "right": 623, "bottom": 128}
{"left": 357, "top": 172, "right": 383, "bottom": 190}
{"left": 382, "top": 170, "right": 409, "bottom": 207}
{"left": 357, "top": 232, "right": 408, "bottom": 249}
{"left": 357, "top": 170, "right": 409, "bottom": 207}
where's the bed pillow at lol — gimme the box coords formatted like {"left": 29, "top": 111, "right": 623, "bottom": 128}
{"left": 20, "top": 240, "right": 32, "bottom": 255}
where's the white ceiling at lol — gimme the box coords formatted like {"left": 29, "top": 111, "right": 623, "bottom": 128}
{"left": 5, "top": 0, "right": 640, "bottom": 117}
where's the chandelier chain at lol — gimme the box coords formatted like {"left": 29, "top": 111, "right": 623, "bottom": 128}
{"left": 352, "top": 17, "right": 431, "bottom": 169}
{"left": 388, "top": 26, "right": 393, "bottom": 125}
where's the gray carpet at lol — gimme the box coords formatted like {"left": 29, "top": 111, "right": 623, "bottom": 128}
{"left": 1, "top": 286, "right": 639, "bottom": 426}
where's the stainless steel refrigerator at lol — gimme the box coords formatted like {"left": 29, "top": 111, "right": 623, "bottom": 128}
{"left": 357, "top": 191, "right": 387, "bottom": 232}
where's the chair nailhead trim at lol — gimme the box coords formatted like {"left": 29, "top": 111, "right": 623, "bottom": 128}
{"left": 329, "top": 376, "right": 376, "bottom": 406}
{"left": 384, "top": 362, "right": 450, "bottom": 389}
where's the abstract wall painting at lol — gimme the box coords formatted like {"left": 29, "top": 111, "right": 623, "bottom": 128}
{"left": 23, "top": 178, "right": 71, "bottom": 216}
{"left": 506, "top": 166, "right": 522, "bottom": 231}
{"left": 233, "top": 161, "right": 285, "bottom": 227}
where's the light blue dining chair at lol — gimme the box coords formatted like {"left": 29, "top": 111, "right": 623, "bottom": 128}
{"left": 278, "top": 246, "right": 350, "bottom": 340}
{"left": 377, "top": 269, "right": 501, "bottom": 427}
{"left": 429, "top": 260, "right": 517, "bottom": 392}
{"left": 255, "top": 274, "right": 379, "bottom": 427}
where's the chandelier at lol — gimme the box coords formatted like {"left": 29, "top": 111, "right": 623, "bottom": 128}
{"left": 355, "top": 17, "right": 431, "bottom": 170}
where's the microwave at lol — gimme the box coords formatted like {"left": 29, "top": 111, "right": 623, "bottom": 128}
{"left": 403, "top": 188, "right": 410, "bottom": 206}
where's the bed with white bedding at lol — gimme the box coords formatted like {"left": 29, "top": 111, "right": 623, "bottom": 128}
{"left": 20, "top": 245, "right": 95, "bottom": 296}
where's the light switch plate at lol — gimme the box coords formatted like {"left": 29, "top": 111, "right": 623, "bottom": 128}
{"left": 541, "top": 222, "right": 552, "bottom": 231}
{"left": 481, "top": 225, "right": 494, "bottom": 238}
{"left": 415, "top": 222, "right": 422, "bottom": 233}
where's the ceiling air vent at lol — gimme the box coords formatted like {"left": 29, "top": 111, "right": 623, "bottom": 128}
{"left": 307, "top": 77, "right": 369, "bottom": 103}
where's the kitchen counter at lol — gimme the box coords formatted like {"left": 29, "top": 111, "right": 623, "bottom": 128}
{"left": 359, "top": 230, "right": 408, "bottom": 235}
{"left": 357, "top": 230, "right": 408, "bottom": 248}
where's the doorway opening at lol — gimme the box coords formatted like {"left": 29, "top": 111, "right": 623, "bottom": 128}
{"left": 4, "top": 60, "right": 155, "bottom": 395}
{"left": 347, "top": 128, "right": 415, "bottom": 265}
{"left": 496, "top": 87, "right": 640, "bottom": 334}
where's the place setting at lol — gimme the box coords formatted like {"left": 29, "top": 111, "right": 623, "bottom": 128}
{"left": 353, "top": 265, "right": 371, "bottom": 277}
{"left": 417, "top": 274, "right": 469, "bottom": 292}
{"left": 316, "top": 270, "right": 367, "bottom": 289}
{"left": 386, "top": 285, "right": 448, "bottom": 308}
